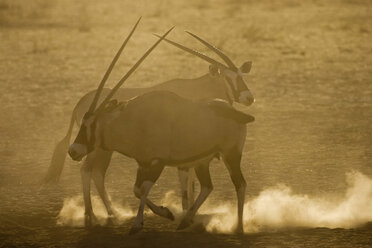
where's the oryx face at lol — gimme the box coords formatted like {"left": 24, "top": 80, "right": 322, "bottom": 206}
{"left": 211, "top": 61, "right": 255, "bottom": 106}
{"left": 68, "top": 112, "right": 97, "bottom": 161}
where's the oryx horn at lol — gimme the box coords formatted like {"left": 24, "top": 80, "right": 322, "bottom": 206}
{"left": 185, "top": 31, "right": 238, "bottom": 70}
{"left": 95, "top": 26, "right": 175, "bottom": 113}
{"left": 88, "top": 16, "right": 142, "bottom": 113}
{"left": 153, "top": 34, "right": 227, "bottom": 69}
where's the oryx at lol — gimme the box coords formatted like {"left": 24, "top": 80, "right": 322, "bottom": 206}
{"left": 68, "top": 62, "right": 254, "bottom": 234}
{"left": 44, "top": 19, "right": 255, "bottom": 222}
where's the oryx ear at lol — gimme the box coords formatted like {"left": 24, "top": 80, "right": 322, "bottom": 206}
{"left": 209, "top": 64, "right": 220, "bottom": 77}
{"left": 240, "top": 61, "right": 252, "bottom": 73}
{"left": 105, "top": 99, "right": 118, "bottom": 112}
{"left": 107, "top": 99, "right": 118, "bottom": 107}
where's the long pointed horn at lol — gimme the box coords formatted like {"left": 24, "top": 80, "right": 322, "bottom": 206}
{"left": 95, "top": 26, "right": 175, "bottom": 113}
{"left": 185, "top": 31, "right": 237, "bottom": 70}
{"left": 153, "top": 34, "right": 227, "bottom": 69}
{"left": 87, "top": 16, "right": 142, "bottom": 113}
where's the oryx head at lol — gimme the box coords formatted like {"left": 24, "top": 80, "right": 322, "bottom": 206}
{"left": 156, "top": 31, "right": 255, "bottom": 106}
{"left": 68, "top": 18, "right": 174, "bottom": 161}
{"left": 68, "top": 112, "right": 96, "bottom": 161}
{"left": 209, "top": 61, "right": 253, "bottom": 105}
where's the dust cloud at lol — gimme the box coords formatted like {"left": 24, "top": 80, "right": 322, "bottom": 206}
{"left": 204, "top": 170, "right": 372, "bottom": 233}
{"left": 57, "top": 171, "right": 372, "bottom": 233}
{"left": 57, "top": 196, "right": 135, "bottom": 227}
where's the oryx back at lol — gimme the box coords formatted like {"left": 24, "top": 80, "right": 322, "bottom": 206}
{"left": 103, "top": 91, "right": 253, "bottom": 165}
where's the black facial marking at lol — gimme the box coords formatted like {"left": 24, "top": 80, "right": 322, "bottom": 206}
{"left": 225, "top": 76, "right": 240, "bottom": 102}
{"left": 86, "top": 122, "right": 96, "bottom": 153}
{"left": 236, "top": 76, "right": 249, "bottom": 92}
{"left": 72, "top": 112, "right": 97, "bottom": 154}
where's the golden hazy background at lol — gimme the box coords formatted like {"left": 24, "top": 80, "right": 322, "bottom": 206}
{"left": 0, "top": 0, "right": 372, "bottom": 247}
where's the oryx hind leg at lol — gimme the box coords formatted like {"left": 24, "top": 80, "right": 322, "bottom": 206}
{"left": 222, "top": 149, "right": 246, "bottom": 234}
{"left": 178, "top": 168, "right": 196, "bottom": 211}
{"left": 130, "top": 162, "right": 165, "bottom": 235}
{"left": 177, "top": 163, "right": 213, "bottom": 230}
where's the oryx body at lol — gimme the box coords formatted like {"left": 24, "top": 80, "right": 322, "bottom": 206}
{"left": 46, "top": 63, "right": 254, "bottom": 183}
{"left": 69, "top": 90, "right": 254, "bottom": 234}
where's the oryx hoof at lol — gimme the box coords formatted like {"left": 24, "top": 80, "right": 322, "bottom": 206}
{"left": 84, "top": 213, "right": 97, "bottom": 228}
{"left": 177, "top": 218, "right": 193, "bottom": 230}
{"left": 160, "top": 206, "right": 175, "bottom": 221}
{"left": 129, "top": 223, "right": 143, "bottom": 235}
{"left": 106, "top": 215, "right": 117, "bottom": 226}
{"left": 234, "top": 225, "right": 244, "bottom": 235}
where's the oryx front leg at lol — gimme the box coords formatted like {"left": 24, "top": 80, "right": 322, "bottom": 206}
{"left": 132, "top": 161, "right": 174, "bottom": 221}
{"left": 91, "top": 149, "right": 115, "bottom": 224}
{"left": 223, "top": 149, "right": 246, "bottom": 234}
{"left": 130, "top": 163, "right": 164, "bottom": 235}
{"left": 130, "top": 181, "right": 153, "bottom": 235}
{"left": 177, "top": 163, "right": 213, "bottom": 230}
{"left": 178, "top": 168, "right": 196, "bottom": 211}
{"left": 80, "top": 158, "right": 96, "bottom": 227}
{"left": 133, "top": 186, "right": 175, "bottom": 221}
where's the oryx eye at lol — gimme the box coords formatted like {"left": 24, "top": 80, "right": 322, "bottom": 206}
{"left": 209, "top": 64, "right": 219, "bottom": 76}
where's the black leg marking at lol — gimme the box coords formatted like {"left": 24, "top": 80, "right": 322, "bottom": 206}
{"left": 224, "top": 149, "right": 246, "bottom": 190}
{"left": 223, "top": 148, "right": 246, "bottom": 234}
{"left": 135, "top": 162, "right": 165, "bottom": 188}
{"left": 195, "top": 164, "right": 213, "bottom": 191}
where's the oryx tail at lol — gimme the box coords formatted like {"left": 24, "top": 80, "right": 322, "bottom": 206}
{"left": 43, "top": 107, "right": 76, "bottom": 183}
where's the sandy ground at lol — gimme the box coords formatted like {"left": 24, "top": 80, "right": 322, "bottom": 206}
{"left": 0, "top": 0, "right": 372, "bottom": 247}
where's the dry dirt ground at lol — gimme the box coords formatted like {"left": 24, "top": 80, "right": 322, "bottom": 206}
{"left": 0, "top": 0, "right": 372, "bottom": 247}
